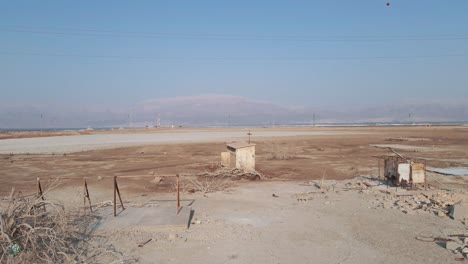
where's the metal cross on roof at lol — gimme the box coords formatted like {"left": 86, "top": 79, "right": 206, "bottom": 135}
{"left": 247, "top": 130, "right": 252, "bottom": 144}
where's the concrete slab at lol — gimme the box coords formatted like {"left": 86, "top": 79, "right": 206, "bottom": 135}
{"left": 95, "top": 206, "right": 192, "bottom": 229}
{"left": 450, "top": 199, "right": 468, "bottom": 221}
{"left": 427, "top": 167, "right": 468, "bottom": 176}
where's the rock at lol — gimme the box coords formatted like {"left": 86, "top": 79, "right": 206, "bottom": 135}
{"left": 446, "top": 241, "right": 461, "bottom": 251}
{"left": 191, "top": 219, "right": 202, "bottom": 225}
{"left": 462, "top": 246, "right": 468, "bottom": 254}
{"left": 168, "top": 233, "right": 178, "bottom": 240}
{"left": 151, "top": 177, "right": 163, "bottom": 184}
{"left": 97, "top": 176, "right": 103, "bottom": 180}
{"left": 436, "top": 210, "right": 446, "bottom": 217}
{"left": 450, "top": 199, "right": 468, "bottom": 221}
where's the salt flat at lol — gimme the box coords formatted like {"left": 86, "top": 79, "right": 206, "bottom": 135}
{"left": 0, "top": 130, "right": 364, "bottom": 154}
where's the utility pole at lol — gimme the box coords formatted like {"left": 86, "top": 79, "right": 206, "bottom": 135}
{"left": 40, "top": 113, "right": 44, "bottom": 131}
{"left": 247, "top": 130, "right": 252, "bottom": 144}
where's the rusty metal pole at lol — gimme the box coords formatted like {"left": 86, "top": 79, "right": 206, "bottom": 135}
{"left": 36, "top": 177, "right": 40, "bottom": 197}
{"left": 83, "top": 177, "right": 86, "bottom": 210}
{"left": 83, "top": 178, "right": 93, "bottom": 212}
{"left": 113, "top": 176, "right": 117, "bottom": 217}
{"left": 424, "top": 159, "right": 428, "bottom": 191}
{"left": 176, "top": 174, "right": 180, "bottom": 214}
{"left": 37, "top": 178, "right": 46, "bottom": 212}
{"left": 378, "top": 159, "right": 381, "bottom": 180}
{"left": 115, "top": 177, "right": 124, "bottom": 212}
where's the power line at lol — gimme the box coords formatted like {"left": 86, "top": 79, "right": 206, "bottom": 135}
{"left": 6, "top": 24, "right": 468, "bottom": 38}
{"left": 0, "top": 51, "right": 466, "bottom": 62}
{"left": 1, "top": 25, "right": 468, "bottom": 42}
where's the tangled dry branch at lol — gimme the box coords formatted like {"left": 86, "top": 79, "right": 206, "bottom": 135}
{"left": 0, "top": 185, "right": 135, "bottom": 263}
{"left": 185, "top": 168, "right": 265, "bottom": 193}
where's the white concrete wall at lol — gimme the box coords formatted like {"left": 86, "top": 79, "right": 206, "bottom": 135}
{"left": 235, "top": 146, "right": 255, "bottom": 172}
{"left": 411, "top": 162, "right": 426, "bottom": 183}
{"left": 221, "top": 152, "right": 230, "bottom": 167}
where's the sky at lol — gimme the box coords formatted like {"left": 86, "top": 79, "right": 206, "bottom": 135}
{"left": 1, "top": 1, "right": 467, "bottom": 112}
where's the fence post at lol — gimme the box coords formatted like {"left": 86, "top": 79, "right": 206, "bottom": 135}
{"left": 37, "top": 177, "right": 46, "bottom": 212}
{"left": 176, "top": 174, "right": 180, "bottom": 214}
{"left": 83, "top": 178, "right": 93, "bottom": 212}
{"left": 113, "top": 176, "right": 117, "bottom": 217}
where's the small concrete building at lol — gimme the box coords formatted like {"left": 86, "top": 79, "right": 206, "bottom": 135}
{"left": 221, "top": 142, "right": 256, "bottom": 172}
{"left": 384, "top": 156, "right": 426, "bottom": 186}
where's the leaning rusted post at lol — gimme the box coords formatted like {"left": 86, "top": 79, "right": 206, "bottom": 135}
{"left": 83, "top": 178, "right": 92, "bottom": 212}
{"left": 113, "top": 176, "right": 117, "bottom": 217}
{"left": 83, "top": 177, "right": 86, "bottom": 210}
{"left": 176, "top": 174, "right": 180, "bottom": 214}
{"left": 378, "top": 159, "right": 381, "bottom": 180}
{"left": 37, "top": 177, "right": 46, "bottom": 212}
{"left": 115, "top": 176, "right": 125, "bottom": 213}
{"left": 424, "top": 159, "right": 428, "bottom": 191}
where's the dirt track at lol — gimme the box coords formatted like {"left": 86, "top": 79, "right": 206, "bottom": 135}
{"left": 0, "top": 129, "right": 367, "bottom": 154}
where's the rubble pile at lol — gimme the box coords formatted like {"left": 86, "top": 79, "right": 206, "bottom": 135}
{"left": 445, "top": 237, "right": 468, "bottom": 259}
{"left": 375, "top": 191, "right": 467, "bottom": 217}
{"left": 329, "top": 177, "right": 468, "bottom": 219}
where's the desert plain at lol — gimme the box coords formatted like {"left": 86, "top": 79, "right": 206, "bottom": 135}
{"left": 1, "top": 125, "right": 468, "bottom": 263}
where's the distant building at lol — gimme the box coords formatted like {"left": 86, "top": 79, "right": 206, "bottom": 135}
{"left": 221, "top": 142, "right": 256, "bottom": 172}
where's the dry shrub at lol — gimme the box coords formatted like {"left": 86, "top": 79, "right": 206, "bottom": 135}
{"left": 266, "top": 144, "right": 299, "bottom": 160}
{"left": 185, "top": 168, "right": 265, "bottom": 193}
{"left": 0, "top": 186, "right": 134, "bottom": 263}
{"left": 187, "top": 176, "right": 231, "bottom": 193}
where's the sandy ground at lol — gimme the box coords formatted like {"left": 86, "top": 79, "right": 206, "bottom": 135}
{"left": 1, "top": 126, "right": 468, "bottom": 263}
{"left": 100, "top": 180, "right": 467, "bottom": 264}
{"left": 1, "top": 126, "right": 467, "bottom": 196}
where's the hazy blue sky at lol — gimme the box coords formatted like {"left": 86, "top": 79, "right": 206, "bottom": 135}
{"left": 1, "top": 1, "right": 467, "bottom": 109}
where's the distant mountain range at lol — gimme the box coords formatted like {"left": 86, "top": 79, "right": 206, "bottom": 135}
{"left": 0, "top": 94, "right": 466, "bottom": 129}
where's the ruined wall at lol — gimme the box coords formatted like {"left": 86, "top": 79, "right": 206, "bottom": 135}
{"left": 221, "top": 152, "right": 230, "bottom": 167}
{"left": 235, "top": 146, "right": 255, "bottom": 172}
{"left": 411, "top": 162, "right": 426, "bottom": 183}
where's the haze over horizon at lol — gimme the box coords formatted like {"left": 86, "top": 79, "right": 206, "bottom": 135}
{"left": 1, "top": 1, "right": 467, "bottom": 128}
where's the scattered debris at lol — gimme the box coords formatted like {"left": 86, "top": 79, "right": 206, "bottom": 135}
{"left": 138, "top": 238, "right": 152, "bottom": 247}
{"left": 272, "top": 193, "right": 279, "bottom": 198}
{"left": 304, "top": 176, "right": 468, "bottom": 219}
{"left": 446, "top": 241, "right": 462, "bottom": 251}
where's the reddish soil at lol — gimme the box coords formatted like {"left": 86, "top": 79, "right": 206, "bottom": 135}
{"left": 1, "top": 126, "right": 467, "bottom": 196}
